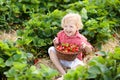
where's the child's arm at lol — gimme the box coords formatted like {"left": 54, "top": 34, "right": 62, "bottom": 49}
{"left": 81, "top": 42, "right": 93, "bottom": 54}
{"left": 53, "top": 37, "right": 59, "bottom": 45}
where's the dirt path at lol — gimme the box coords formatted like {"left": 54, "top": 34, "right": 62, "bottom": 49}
{"left": 101, "top": 37, "right": 120, "bottom": 52}
{"left": 0, "top": 30, "right": 17, "bottom": 41}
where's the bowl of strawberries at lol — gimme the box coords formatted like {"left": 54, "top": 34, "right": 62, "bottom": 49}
{"left": 55, "top": 43, "right": 80, "bottom": 61}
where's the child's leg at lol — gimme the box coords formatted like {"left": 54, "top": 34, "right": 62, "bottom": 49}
{"left": 48, "top": 46, "right": 66, "bottom": 75}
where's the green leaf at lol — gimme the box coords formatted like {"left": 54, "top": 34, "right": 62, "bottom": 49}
{"left": 113, "top": 47, "right": 120, "bottom": 60}
{"left": 97, "top": 63, "right": 108, "bottom": 73}
{"left": 88, "top": 72, "right": 97, "bottom": 78}
{"left": 0, "top": 58, "right": 5, "bottom": 67}
{"left": 88, "top": 66, "right": 101, "bottom": 74}
{"left": 95, "top": 51, "right": 107, "bottom": 56}
{"left": 4, "top": 67, "right": 17, "bottom": 77}
{"left": 16, "top": 30, "right": 24, "bottom": 36}
{"left": 16, "top": 50, "right": 22, "bottom": 54}
{"left": 13, "top": 62, "right": 27, "bottom": 70}
{"left": 5, "top": 58, "right": 13, "bottom": 66}
{"left": 13, "top": 54, "right": 21, "bottom": 60}
{"left": 81, "top": 8, "right": 88, "bottom": 20}
{"left": 30, "top": 65, "right": 36, "bottom": 72}
{"left": 24, "top": 38, "right": 33, "bottom": 45}
{"left": 114, "top": 74, "right": 120, "bottom": 80}
{"left": 27, "top": 53, "right": 33, "bottom": 59}
{"left": 102, "top": 73, "right": 112, "bottom": 80}
{"left": 22, "top": 4, "right": 27, "bottom": 13}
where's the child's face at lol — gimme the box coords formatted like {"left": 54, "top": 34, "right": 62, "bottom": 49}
{"left": 63, "top": 22, "right": 78, "bottom": 36}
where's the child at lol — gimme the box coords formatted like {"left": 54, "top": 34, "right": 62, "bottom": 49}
{"left": 48, "top": 13, "right": 93, "bottom": 76}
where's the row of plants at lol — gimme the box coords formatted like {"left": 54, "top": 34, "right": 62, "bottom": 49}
{"left": 0, "top": 39, "right": 120, "bottom": 80}
{"left": 0, "top": 0, "right": 77, "bottom": 31}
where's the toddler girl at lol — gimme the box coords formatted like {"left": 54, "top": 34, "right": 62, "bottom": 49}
{"left": 48, "top": 13, "right": 93, "bottom": 76}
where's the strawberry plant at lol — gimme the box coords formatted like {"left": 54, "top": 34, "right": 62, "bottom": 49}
{"left": 0, "top": 40, "right": 58, "bottom": 79}
{"left": 4, "top": 64, "right": 58, "bottom": 80}
{"left": 16, "top": 9, "right": 66, "bottom": 56}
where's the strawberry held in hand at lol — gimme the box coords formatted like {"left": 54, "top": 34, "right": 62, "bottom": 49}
{"left": 56, "top": 43, "right": 79, "bottom": 54}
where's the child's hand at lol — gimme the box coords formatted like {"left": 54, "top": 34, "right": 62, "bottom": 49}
{"left": 81, "top": 42, "right": 86, "bottom": 49}
{"left": 81, "top": 42, "right": 92, "bottom": 53}
{"left": 53, "top": 37, "right": 59, "bottom": 44}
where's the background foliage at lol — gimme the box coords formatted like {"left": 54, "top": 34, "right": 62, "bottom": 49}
{"left": 0, "top": 0, "right": 120, "bottom": 53}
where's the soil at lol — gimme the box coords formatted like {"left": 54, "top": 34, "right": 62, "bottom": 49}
{"left": 0, "top": 30, "right": 17, "bottom": 42}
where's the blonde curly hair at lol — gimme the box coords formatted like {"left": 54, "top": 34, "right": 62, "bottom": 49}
{"left": 61, "top": 13, "right": 83, "bottom": 30}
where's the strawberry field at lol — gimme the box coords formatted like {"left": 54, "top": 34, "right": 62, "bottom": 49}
{"left": 0, "top": 0, "right": 120, "bottom": 80}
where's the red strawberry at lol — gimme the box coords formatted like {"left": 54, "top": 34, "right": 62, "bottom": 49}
{"left": 57, "top": 45, "right": 63, "bottom": 50}
{"left": 34, "top": 58, "right": 39, "bottom": 64}
{"left": 75, "top": 47, "right": 79, "bottom": 52}
{"left": 56, "top": 43, "right": 79, "bottom": 53}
